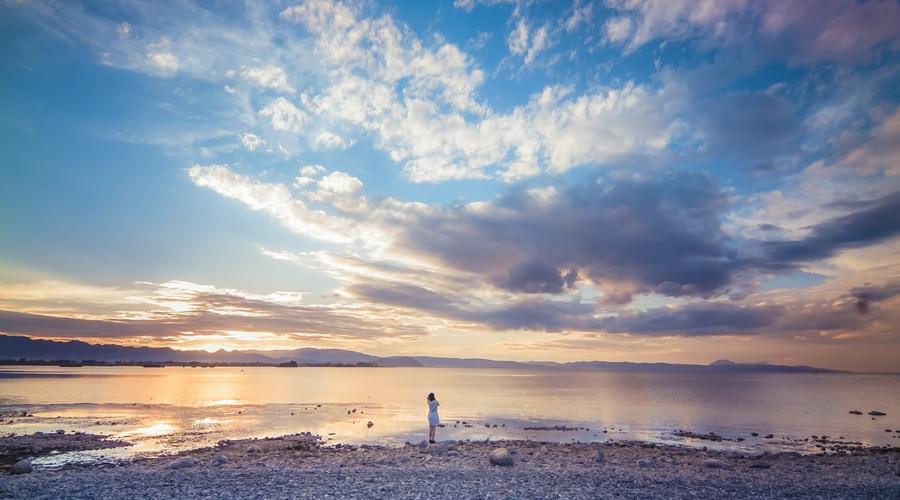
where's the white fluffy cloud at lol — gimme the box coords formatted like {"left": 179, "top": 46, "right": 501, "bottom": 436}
{"left": 274, "top": 1, "right": 684, "bottom": 182}
{"left": 188, "top": 164, "right": 358, "bottom": 244}
{"left": 259, "top": 97, "right": 308, "bottom": 132}
{"left": 242, "top": 65, "right": 295, "bottom": 93}
{"left": 240, "top": 132, "right": 266, "bottom": 151}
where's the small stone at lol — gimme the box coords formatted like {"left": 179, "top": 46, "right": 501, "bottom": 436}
{"left": 749, "top": 461, "right": 772, "bottom": 469}
{"left": 164, "top": 457, "right": 195, "bottom": 470}
{"left": 367, "top": 420, "right": 374, "bottom": 428}
{"left": 489, "top": 448, "right": 514, "bottom": 467}
{"left": 247, "top": 445, "right": 262, "bottom": 453}
{"left": 869, "top": 411, "right": 887, "bottom": 416}
{"left": 704, "top": 459, "right": 727, "bottom": 469}
{"left": 751, "top": 432, "right": 759, "bottom": 437}
{"left": 10, "top": 460, "right": 33, "bottom": 475}
{"left": 764, "top": 434, "right": 774, "bottom": 439}
{"left": 593, "top": 451, "right": 605, "bottom": 463}
{"left": 849, "top": 410, "right": 863, "bottom": 415}
{"left": 638, "top": 459, "right": 657, "bottom": 468}
{"left": 211, "top": 455, "right": 228, "bottom": 466}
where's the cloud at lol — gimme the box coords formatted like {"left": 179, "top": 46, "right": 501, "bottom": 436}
{"left": 604, "top": 0, "right": 900, "bottom": 63}
{"left": 241, "top": 65, "right": 295, "bottom": 93}
{"left": 240, "top": 132, "right": 266, "bottom": 151}
{"left": 596, "top": 303, "right": 781, "bottom": 336}
{"left": 188, "top": 164, "right": 359, "bottom": 244}
{"left": 604, "top": 17, "right": 632, "bottom": 43}
{"left": 147, "top": 47, "right": 178, "bottom": 73}
{"left": 397, "top": 172, "right": 738, "bottom": 300}
{"left": 276, "top": 0, "right": 683, "bottom": 182}
{"left": 0, "top": 280, "right": 430, "bottom": 343}
{"left": 506, "top": 18, "right": 551, "bottom": 65}
{"left": 303, "top": 172, "right": 371, "bottom": 215}
{"left": 315, "top": 132, "right": 350, "bottom": 150}
{"left": 839, "top": 106, "right": 900, "bottom": 177}
{"left": 494, "top": 259, "right": 576, "bottom": 294}
{"left": 757, "top": 192, "right": 900, "bottom": 266}
{"left": 259, "top": 97, "right": 308, "bottom": 132}
{"left": 696, "top": 91, "right": 800, "bottom": 163}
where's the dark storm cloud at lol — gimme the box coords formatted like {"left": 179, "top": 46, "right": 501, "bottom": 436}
{"left": 698, "top": 92, "right": 800, "bottom": 163}
{"left": 850, "top": 282, "right": 900, "bottom": 302}
{"left": 849, "top": 282, "right": 900, "bottom": 315}
{"left": 594, "top": 303, "right": 782, "bottom": 336}
{"left": 348, "top": 282, "right": 461, "bottom": 314}
{"left": 759, "top": 192, "right": 900, "bottom": 265}
{"left": 494, "top": 259, "right": 575, "bottom": 294}
{"left": 400, "top": 172, "right": 739, "bottom": 299}
{"left": 475, "top": 299, "right": 595, "bottom": 331}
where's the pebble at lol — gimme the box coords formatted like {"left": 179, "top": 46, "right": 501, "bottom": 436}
{"left": 3, "top": 435, "right": 899, "bottom": 499}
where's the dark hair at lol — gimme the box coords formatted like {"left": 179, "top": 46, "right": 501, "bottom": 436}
{"left": 427, "top": 393, "right": 435, "bottom": 401}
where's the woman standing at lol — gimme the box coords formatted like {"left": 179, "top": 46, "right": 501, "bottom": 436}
{"left": 427, "top": 392, "right": 440, "bottom": 443}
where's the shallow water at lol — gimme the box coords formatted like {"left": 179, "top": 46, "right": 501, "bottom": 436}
{"left": 1, "top": 366, "right": 898, "bottom": 464}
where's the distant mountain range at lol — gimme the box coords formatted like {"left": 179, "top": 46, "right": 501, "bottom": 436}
{"left": 0, "top": 334, "right": 846, "bottom": 373}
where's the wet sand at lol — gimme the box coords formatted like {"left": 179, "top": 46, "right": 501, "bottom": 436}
{"left": 1, "top": 432, "right": 899, "bottom": 499}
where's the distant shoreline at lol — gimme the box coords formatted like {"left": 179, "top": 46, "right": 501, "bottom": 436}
{"left": 0, "top": 334, "right": 854, "bottom": 373}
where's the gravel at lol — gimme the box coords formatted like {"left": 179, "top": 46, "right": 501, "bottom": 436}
{"left": 2, "top": 434, "right": 898, "bottom": 499}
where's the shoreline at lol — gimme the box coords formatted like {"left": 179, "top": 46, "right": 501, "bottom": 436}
{"left": 2, "top": 432, "right": 899, "bottom": 499}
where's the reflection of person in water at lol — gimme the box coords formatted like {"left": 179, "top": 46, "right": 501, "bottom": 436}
{"left": 427, "top": 392, "right": 440, "bottom": 443}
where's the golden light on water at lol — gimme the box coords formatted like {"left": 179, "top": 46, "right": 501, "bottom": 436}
{"left": 114, "top": 421, "right": 178, "bottom": 439}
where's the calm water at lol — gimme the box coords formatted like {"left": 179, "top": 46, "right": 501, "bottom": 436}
{"left": 1, "top": 366, "right": 898, "bottom": 464}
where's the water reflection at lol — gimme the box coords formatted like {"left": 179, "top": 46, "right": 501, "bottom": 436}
{"left": 114, "top": 421, "right": 178, "bottom": 439}
{"left": 2, "top": 366, "right": 898, "bottom": 463}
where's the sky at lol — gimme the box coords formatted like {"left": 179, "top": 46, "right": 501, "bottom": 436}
{"left": 1, "top": 0, "right": 899, "bottom": 372}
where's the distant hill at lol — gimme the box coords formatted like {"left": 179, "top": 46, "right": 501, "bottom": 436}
{"left": 0, "top": 334, "right": 845, "bottom": 372}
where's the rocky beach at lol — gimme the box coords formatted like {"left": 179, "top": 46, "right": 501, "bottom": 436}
{"left": 1, "top": 431, "right": 898, "bottom": 499}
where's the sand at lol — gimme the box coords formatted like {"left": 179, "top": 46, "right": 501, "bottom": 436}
{"left": 1, "top": 432, "right": 898, "bottom": 499}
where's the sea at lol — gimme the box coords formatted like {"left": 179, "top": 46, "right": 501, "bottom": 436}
{"left": 1, "top": 366, "right": 898, "bottom": 467}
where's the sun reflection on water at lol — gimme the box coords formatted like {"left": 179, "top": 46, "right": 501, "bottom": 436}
{"left": 113, "top": 421, "right": 178, "bottom": 439}
{"left": 205, "top": 399, "right": 240, "bottom": 406}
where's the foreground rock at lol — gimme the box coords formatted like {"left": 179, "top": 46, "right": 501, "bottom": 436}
{"left": 9, "top": 460, "right": 33, "bottom": 475}
{"left": 489, "top": 447, "right": 514, "bottom": 466}
{"left": 2, "top": 435, "right": 899, "bottom": 499}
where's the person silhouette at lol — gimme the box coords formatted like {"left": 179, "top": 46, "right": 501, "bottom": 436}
{"left": 427, "top": 392, "right": 440, "bottom": 443}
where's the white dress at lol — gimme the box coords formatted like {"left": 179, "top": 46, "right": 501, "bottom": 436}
{"left": 427, "top": 399, "right": 440, "bottom": 426}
